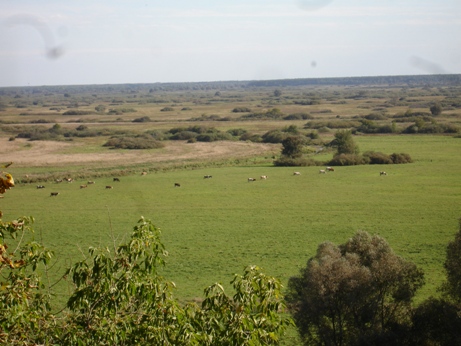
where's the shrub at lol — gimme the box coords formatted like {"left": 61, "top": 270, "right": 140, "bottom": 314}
{"left": 283, "top": 113, "right": 313, "bottom": 120}
{"left": 145, "top": 130, "right": 168, "bottom": 141}
{"left": 62, "top": 110, "right": 93, "bottom": 116}
{"left": 327, "top": 153, "right": 366, "bottom": 166}
{"left": 390, "top": 152, "right": 413, "bottom": 164}
{"left": 103, "top": 135, "right": 164, "bottom": 149}
{"left": 161, "top": 107, "right": 174, "bottom": 112}
{"left": 364, "top": 112, "right": 388, "bottom": 120}
{"left": 273, "top": 157, "right": 316, "bottom": 167}
{"left": 75, "top": 125, "right": 88, "bottom": 131}
{"left": 239, "top": 133, "right": 262, "bottom": 142}
{"left": 363, "top": 151, "right": 394, "bottom": 164}
{"left": 239, "top": 108, "right": 284, "bottom": 120}
{"left": 232, "top": 107, "right": 251, "bottom": 113}
{"left": 261, "top": 130, "right": 287, "bottom": 143}
{"left": 170, "top": 131, "right": 197, "bottom": 140}
{"left": 132, "top": 116, "right": 151, "bottom": 123}
{"left": 227, "top": 128, "right": 247, "bottom": 137}
{"left": 196, "top": 132, "right": 233, "bottom": 142}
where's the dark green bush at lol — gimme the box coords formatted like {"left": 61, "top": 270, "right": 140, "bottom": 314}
{"left": 170, "top": 131, "right": 197, "bottom": 140}
{"left": 262, "top": 130, "right": 287, "bottom": 143}
{"left": 227, "top": 128, "right": 247, "bottom": 136}
{"left": 304, "top": 120, "right": 359, "bottom": 129}
{"left": 196, "top": 132, "right": 233, "bottom": 142}
{"left": 327, "top": 154, "right": 367, "bottom": 166}
{"left": 239, "top": 133, "right": 262, "bottom": 142}
{"left": 103, "top": 135, "right": 164, "bottom": 149}
{"left": 161, "top": 107, "right": 174, "bottom": 112}
{"left": 364, "top": 112, "right": 388, "bottom": 120}
{"left": 62, "top": 110, "right": 93, "bottom": 116}
{"left": 283, "top": 113, "right": 313, "bottom": 120}
{"left": 390, "top": 153, "right": 413, "bottom": 164}
{"left": 273, "top": 157, "right": 317, "bottom": 167}
{"left": 363, "top": 151, "right": 394, "bottom": 164}
{"left": 232, "top": 107, "right": 251, "bottom": 113}
{"left": 132, "top": 116, "right": 151, "bottom": 123}
{"left": 239, "top": 108, "right": 284, "bottom": 120}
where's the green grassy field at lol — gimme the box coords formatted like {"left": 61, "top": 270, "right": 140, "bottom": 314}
{"left": 2, "top": 135, "right": 460, "bottom": 311}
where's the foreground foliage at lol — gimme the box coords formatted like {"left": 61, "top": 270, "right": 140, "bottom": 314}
{"left": 286, "top": 231, "right": 425, "bottom": 346}
{"left": 1, "top": 174, "right": 292, "bottom": 345}
{"left": 61, "top": 217, "right": 291, "bottom": 345}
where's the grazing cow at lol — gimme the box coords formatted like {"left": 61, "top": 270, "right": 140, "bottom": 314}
{"left": 105, "top": 185, "right": 113, "bottom": 189}
{"left": 113, "top": 177, "right": 120, "bottom": 182}
{"left": 248, "top": 178, "right": 256, "bottom": 182}
{"left": 36, "top": 185, "right": 45, "bottom": 189}
{"left": 87, "top": 181, "right": 95, "bottom": 184}
{"left": 380, "top": 171, "right": 387, "bottom": 176}
{"left": 174, "top": 183, "right": 181, "bottom": 187}
{"left": 55, "top": 179, "right": 63, "bottom": 183}
{"left": 50, "top": 192, "right": 59, "bottom": 196}
{"left": 141, "top": 171, "right": 147, "bottom": 176}
{"left": 204, "top": 175, "right": 212, "bottom": 179}
{"left": 66, "top": 178, "right": 73, "bottom": 183}
{"left": 319, "top": 169, "right": 326, "bottom": 174}
{"left": 293, "top": 172, "right": 301, "bottom": 176}
{"left": 260, "top": 175, "right": 268, "bottom": 180}
{"left": 326, "top": 167, "right": 335, "bottom": 172}
{"left": 80, "top": 184, "right": 88, "bottom": 189}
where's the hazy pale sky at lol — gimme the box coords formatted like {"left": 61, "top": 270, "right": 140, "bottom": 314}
{"left": 1, "top": 0, "right": 460, "bottom": 87}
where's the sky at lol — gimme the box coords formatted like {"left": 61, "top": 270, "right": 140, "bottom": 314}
{"left": 0, "top": 0, "right": 460, "bottom": 87}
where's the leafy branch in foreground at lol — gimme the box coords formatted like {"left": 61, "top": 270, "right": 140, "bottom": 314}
{"left": 0, "top": 215, "right": 55, "bottom": 345}
{"left": 61, "top": 217, "right": 291, "bottom": 345}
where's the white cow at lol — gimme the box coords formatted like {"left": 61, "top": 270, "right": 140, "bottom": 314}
{"left": 293, "top": 172, "right": 301, "bottom": 176}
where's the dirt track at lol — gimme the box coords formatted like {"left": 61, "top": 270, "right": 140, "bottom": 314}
{"left": 2, "top": 138, "right": 279, "bottom": 168}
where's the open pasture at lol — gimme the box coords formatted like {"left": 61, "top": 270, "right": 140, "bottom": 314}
{"left": 2, "top": 135, "right": 460, "bottom": 306}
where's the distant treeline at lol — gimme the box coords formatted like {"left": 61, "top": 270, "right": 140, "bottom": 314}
{"left": 1, "top": 74, "right": 460, "bottom": 96}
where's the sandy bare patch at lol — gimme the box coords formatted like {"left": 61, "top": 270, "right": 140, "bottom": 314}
{"left": 2, "top": 138, "right": 280, "bottom": 168}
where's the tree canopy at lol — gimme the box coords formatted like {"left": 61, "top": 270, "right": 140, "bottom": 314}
{"left": 286, "top": 231, "right": 424, "bottom": 346}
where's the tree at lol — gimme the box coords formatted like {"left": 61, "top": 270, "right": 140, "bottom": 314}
{"left": 430, "top": 102, "right": 442, "bottom": 116}
{"left": 273, "top": 89, "right": 282, "bottom": 97}
{"left": 281, "top": 136, "right": 304, "bottom": 158}
{"left": 286, "top": 231, "right": 424, "bottom": 346}
{"left": 330, "top": 130, "right": 359, "bottom": 155}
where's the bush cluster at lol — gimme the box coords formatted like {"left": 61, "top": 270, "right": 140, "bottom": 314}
{"left": 283, "top": 112, "right": 313, "bottom": 120}
{"left": 168, "top": 125, "right": 233, "bottom": 142}
{"left": 62, "top": 110, "right": 94, "bottom": 116}
{"left": 232, "top": 107, "right": 252, "bottom": 113}
{"left": 273, "top": 157, "right": 319, "bottom": 167}
{"left": 304, "top": 120, "right": 360, "bottom": 129}
{"left": 239, "top": 108, "right": 284, "bottom": 120}
{"left": 103, "top": 135, "right": 164, "bottom": 149}
{"left": 132, "top": 116, "right": 151, "bottom": 122}
{"left": 328, "top": 152, "right": 413, "bottom": 166}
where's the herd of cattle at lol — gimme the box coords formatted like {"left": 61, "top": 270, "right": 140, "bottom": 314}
{"left": 34, "top": 168, "right": 388, "bottom": 196}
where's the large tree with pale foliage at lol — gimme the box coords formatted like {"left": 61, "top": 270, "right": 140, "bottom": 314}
{"left": 286, "top": 231, "right": 424, "bottom": 346}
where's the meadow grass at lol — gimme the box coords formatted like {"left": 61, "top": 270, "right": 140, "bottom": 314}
{"left": 2, "top": 135, "right": 460, "bottom": 312}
